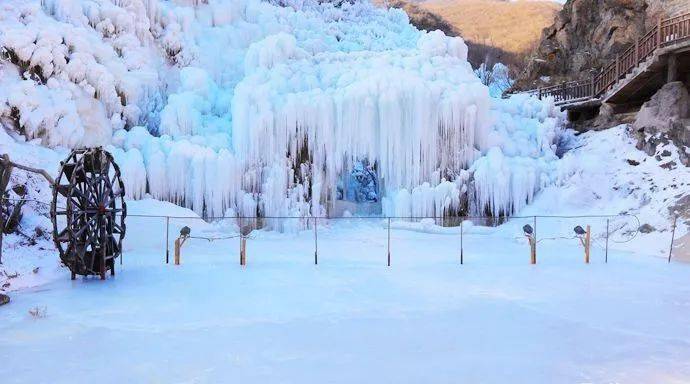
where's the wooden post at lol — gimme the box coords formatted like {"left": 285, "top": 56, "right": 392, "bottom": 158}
{"left": 460, "top": 217, "right": 464, "bottom": 265}
{"left": 174, "top": 237, "right": 181, "bottom": 265}
{"left": 529, "top": 236, "right": 536, "bottom": 265}
{"left": 165, "top": 216, "right": 170, "bottom": 264}
{"left": 605, "top": 219, "right": 609, "bottom": 263}
{"left": 314, "top": 217, "right": 318, "bottom": 265}
{"left": 658, "top": 18, "right": 663, "bottom": 47}
{"left": 0, "top": 155, "right": 13, "bottom": 265}
{"left": 634, "top": 39, "right": 639, "bottom": 64}
{"left": 386, "top": 217, "right": 391, "bottom": 266}
{"left": 240, "top": 235, "right": 246, "bottom": 266}
{"left": 668, "top": 54, "right": 678, "bottom": 82}
{"left": 100, "top": 226, "right": 107, "bottom": 280}
{"left": 532, "top": 216, "right": 537, "bottom": 264}
{"left": 668, "top": 215, "right": 677, "bottom": 263}
{"left": 584, "top": 225, "right": 591, "bottom": 264}
{"left": 615, "top": 54, "right": 620, "bottom": 80}
{"left": 238, "top": 217, "right": 246, "bottom": 267}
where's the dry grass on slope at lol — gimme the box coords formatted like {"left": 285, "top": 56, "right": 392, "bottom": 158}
{"left": 419, "top": 0, "right": 560, "bottom": 55}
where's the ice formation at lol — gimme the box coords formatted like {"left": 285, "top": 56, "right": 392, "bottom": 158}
{"left": 0, "top": 0, "right": 564, "bottom": 225}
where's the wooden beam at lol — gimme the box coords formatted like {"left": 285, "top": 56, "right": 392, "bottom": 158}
{"left": 0, "top": 155, "right": 54, "bottom": 186}
{"left": 668, "top": 54, "right": 678, "bottom": 82}
{"left": 0, "top": 156, "right": 11, "bottom": 265}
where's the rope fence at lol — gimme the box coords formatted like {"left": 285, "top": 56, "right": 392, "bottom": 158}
{"left": 133, "top": 211, "right": 674, "bottom": 267}
{"left": 1, "top": 196, "right": 682, "bottom": 267}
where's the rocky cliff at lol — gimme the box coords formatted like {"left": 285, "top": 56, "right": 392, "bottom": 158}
{"left": 515, "top": 0, "right": 684, "bottom": 89}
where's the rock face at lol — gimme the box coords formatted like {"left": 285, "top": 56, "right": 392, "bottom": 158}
{"left": 515, "top": 0, "right": 680, "bottom": 89}
{"left": 633, "top": 81, "right": 690, "bottom": 165}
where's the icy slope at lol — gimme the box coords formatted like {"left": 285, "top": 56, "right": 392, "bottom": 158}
{"left": 522, "top": 125, "right": 690, "bottom": 256}
{"left": 0, "top": 0, "right": 563, "bottom": 223}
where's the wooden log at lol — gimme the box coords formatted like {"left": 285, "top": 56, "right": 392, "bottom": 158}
{"left": 0, "top": 154, "right": 54, "bottom": 185}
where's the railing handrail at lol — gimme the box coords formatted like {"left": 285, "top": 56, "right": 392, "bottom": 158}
{"left": 512, "top": 9, "right": 689, "bottom": 106}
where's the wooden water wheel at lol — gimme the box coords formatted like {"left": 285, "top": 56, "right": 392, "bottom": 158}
{"left": 50, "top": 148, "right": 127, "bottom": 280}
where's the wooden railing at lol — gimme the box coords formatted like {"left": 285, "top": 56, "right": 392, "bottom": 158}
{"left": 517, "top": 10, "right": 689, "bottom": 106}
{"left": 535, "top": 79, "right": 594, "bottom": 104}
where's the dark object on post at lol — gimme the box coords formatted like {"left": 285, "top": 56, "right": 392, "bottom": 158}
{"left": 0, "top": 293, "right": 9, "bottom": 306}
{"left": 573, "top": 225, "right": 586, "bottom": 236}
{"left": 50, "top": 148, "right": 127, "bottom": 280}
{"left": 180, "top": 226, "right": 191, "bottom": 237}
{"left": 523, "top": 224, "right": 533, "bottom": 236}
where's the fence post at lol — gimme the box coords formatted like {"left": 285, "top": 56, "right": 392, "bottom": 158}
{"left": 314, "top": 216, "right": 318, "bottom": 265}
{"left": 584, "top": 225, "right": 591, "bottom": 264}
{"left": 165, "top": 216, "right": 170, "bottom": 264}
{"left": 174, "top": 237, "right": 182, "bottom": 265}
{"left": 387, "top": 217, "right": 391, "bottom": 267}
{"left": 605, "top": 219, "right": 609, "bottom": 263}
{"left": 460, "top": 217, "right": 464, "bottom": 265}
{"left": 240, "top": 235, "right": 246, "bottom": 266}
{"left": 615, "top": 54, "right": 620, "bottom": 80}
{"left": 658, "top": 17, "right": 663, "bottom": 47}
{"left": 668, "top": 215, "right": 677, "bottom": 263}
{"left": 533, "top": 216, "right": 537, "bottom": 264}
{"left": 635, "top": 39, "right": 639, "bottom": 64}
{"left": 238, "top": 217, "right": 244, "bottom": 266}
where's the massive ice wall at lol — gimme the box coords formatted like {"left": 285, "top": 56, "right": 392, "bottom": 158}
{"left": 0, "top": 0, "right": 564, "bottom": 224}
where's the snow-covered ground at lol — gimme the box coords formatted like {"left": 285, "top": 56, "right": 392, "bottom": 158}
{"left": 2, "top": 209, "right": 690, "bottom": 383}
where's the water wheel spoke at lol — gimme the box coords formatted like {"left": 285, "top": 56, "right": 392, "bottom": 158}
{"left": 72, "top": 215, "right": 97, "bottom": 239}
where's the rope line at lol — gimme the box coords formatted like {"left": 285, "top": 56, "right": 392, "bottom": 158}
{"left": 187, "top": 234, "right": 246, "bottom": 242}
{"left": 0, "top": 196, "right": 643, "bottom": 244}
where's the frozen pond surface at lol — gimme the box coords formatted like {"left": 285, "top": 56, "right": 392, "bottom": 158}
{"left": 2, "top": 220, "right": 690, "bottom": 384}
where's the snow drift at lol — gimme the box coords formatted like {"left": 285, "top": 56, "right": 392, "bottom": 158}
{"left": 0, "top": 0, "right": 564, "bottom": 225}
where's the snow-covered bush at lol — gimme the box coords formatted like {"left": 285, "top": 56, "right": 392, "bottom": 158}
{"left": 475, "top": 62, "right": 514, "bottom": 98}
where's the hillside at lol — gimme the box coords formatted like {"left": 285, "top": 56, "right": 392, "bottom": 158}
{"left": 420, "top": 0, "right": 561, "bottom": 55}
{"left": 381, "top": 0, "right": 561, "bottom": 67}
{"left": 515, "top": 0, "right": 686, "bottom": 89}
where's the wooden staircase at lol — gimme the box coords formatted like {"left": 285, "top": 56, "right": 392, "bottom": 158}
{"left": 514, "top": 10, "right": 690, "bottom": 109}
